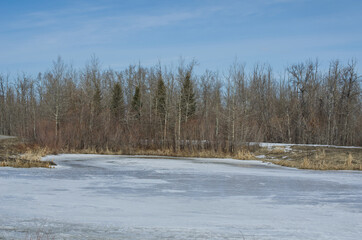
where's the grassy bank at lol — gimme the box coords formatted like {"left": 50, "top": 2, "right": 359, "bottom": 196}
{"left": 64, "top": 144, "right": 362, "bottom": 171}
{"left": 0, "top": 137, "right": 56, "bottom": 168}
{"left": 1, "top": 136, "right": 361, "bottom": 170}
{"left": 264, "top": 145, "right": 362, "bottom": 170}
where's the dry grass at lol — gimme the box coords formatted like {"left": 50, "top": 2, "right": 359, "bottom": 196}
{"left": 0, "top": 158, "right": 55, "bottom": 168}
{"left": 270, "top": 147, "right": 286, "bottom": 154}
{"left": 67, "top": 147, "right": 123, "bottom": 155}
{"left": 66, "top": 146, "right": 234, "bottom": 159}
{"left": 300, "top": 157, "right": 311, "bottom": 169}
{"left": 0, "top": 139, "right": 56, "bottom": 168}
{"left": 65, "top": 147, "right": 258, "bottom": 162}
{"left": 268, "top": 147, "right": 362, "bottom": 170}
{"left": 131, "top": 148, "right": 232, "bottom": 159}
{"left": 345, "top": 153, "right": 353, "bottom": 167}
{"left": 235, "top": 149, "right": 255, "bottom": 160}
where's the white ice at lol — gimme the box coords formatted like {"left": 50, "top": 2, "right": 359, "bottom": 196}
{"left": 1, "top": 154, "right": 361, "bottom": 239}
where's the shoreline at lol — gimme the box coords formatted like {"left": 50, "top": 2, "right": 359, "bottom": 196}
{"left": 1, "top": 136, "right": 361, "bottom": 170}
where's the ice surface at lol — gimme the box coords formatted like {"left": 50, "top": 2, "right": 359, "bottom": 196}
{"left": 1, "top": 154, "right": 362, "bottom": 239}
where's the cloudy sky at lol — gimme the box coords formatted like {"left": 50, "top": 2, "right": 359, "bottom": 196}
{"left": 1, "top": 0, "right": 361, "bottom": 75}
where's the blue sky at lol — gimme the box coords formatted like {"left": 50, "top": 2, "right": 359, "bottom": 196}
{"left": 1, "top": 0, "right": 361, "bottom": 76}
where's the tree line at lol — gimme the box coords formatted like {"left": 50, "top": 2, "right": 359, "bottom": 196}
{"left": 0, "top": 57, "right": 361, "bottom": 152}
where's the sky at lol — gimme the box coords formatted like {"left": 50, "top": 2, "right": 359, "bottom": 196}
{"left": 1, "top": 0, "right": 362, "bottom": 76}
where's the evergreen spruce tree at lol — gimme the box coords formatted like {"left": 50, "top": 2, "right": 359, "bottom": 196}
{"left": 110, "top": 82, "right": 124, "bottom": 121}
{"left": 131, "top": 86, "right": 142, "bottom": 119}
{"left": 93, "top": 83, "right": 102, "bottom": 117}
{"left": 180, "top": 72, "right": 196, "bottom": 122}
{"left": 154, "top": 76, "right": 166, "bottom": 119}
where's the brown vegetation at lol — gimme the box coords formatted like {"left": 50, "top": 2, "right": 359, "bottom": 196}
{"left": 235, "top": 149, "right": 256, "bottom": 160}
{"left": 261, "top": 145, "right": 362, "bottom": 170}
{"left": 0, "top": 138, "right": 56, "bottom": 168}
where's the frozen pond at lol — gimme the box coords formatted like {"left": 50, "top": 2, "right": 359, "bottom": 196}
{"left": 1, "top": 154, "right": 362, "bottom": 239}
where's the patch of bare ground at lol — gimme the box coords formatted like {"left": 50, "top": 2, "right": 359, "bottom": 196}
{"left": 0, "top": 137, "right": 56, "bottom": 168}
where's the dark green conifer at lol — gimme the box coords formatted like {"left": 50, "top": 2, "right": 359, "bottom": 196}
{"left": 131, "top": 86, "right": 142, "bottom": 119}
{"left": 180, "top": 72, "right": 196, "bottom": 122}
{"left": 154, "top": 76, "right": 166, "bottom": 118}
{"left": 93, "top": 83, "right": 102, "bottom": 117}
{"left": 110, "top": 82, "right": 124, "bottom": 120}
